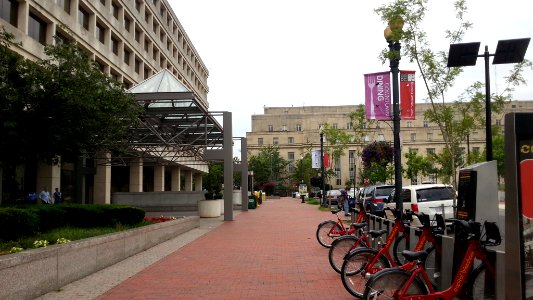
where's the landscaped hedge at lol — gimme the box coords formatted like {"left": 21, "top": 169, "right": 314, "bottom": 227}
{"left": 0, "top": 204, "right": 146, "bottom": 241}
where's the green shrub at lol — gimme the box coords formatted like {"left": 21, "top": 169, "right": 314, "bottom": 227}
{"left": 0, "top": 208, "right": 39, "bottom": 241}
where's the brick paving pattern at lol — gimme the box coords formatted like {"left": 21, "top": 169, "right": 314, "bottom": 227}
{"left": 97, "top": 197, "right": 353, "bottom": 300}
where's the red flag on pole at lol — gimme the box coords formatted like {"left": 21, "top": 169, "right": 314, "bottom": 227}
{"left": 324, "top": 152, "right": 330, "bottom": 169}
{"left": 400, "top": 70, "right": 416, "bottom": 120}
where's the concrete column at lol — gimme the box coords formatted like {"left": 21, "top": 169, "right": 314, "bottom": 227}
{"left": 194, "top": 173, "right": 202, "bottom": 191}
{"left": 171, "top": 167, "right": 180, "bottom": 191}
{"left": 154, "top": 165, "right": 165, "bottom": 192}
{"left": 36, "top": 159, "right": 61, "bottom": 202}
{"left": 93, "top": 152, "right": 111, "bottom": 204}
{"left": 70, "top": 0, "right": 79, "bottom": 18}
{"left": 223, "top": 112, "right": 233, "bottom": 220}
{"left": 129, "top": 157, "right": 143, "bottom": 192}
{"left": 184, "top": 170, "right": 193, "bottom": 191}
{"left": 18, "top": 0, "right": 28, "bottom": 34}
{"left": 47, "top": 21, "right": 56, "bottom": 45}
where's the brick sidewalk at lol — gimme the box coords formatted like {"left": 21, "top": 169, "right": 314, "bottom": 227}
{"left": 96, "top": 197, "right": 353, "bottom": 300}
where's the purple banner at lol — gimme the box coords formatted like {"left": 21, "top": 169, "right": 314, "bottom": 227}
{"left": 364, "top": 72, "right": 391, "bottom": 120}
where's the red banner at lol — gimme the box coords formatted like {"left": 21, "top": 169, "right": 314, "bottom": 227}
{"left": 400, "top": 70, "right": 416, "bottom": 120}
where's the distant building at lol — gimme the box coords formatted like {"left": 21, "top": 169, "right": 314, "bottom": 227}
{"left": 246, "top": 101, "right": 533, "bottom": 188}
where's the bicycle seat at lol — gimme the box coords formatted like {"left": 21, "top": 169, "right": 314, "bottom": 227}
{"left": 414, "top": 212, "right": 431, "bottom": 228}
{"left": 402, "top": 250, "right": 428, "bottom": 263}
{"left": 351, "top": 222, "right": 367, "bottom": 229}
{"left": 368, "top": 229, "right": 388, "bottom": 238}
{"left": 331, "top": 209, "right": 342, "bottom": 214}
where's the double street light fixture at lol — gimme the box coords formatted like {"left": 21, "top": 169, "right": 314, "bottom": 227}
{"left": 447, "top": 38, "right": 530, "bottom": 161}
{"left": 384, "top": 19, "right": 404, "bottom": 213}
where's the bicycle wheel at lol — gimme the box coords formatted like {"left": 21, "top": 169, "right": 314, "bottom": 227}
{"left": 363, "top": 268, "right": 428, "bottom": 300}
{"left": 392, "top": 234, "right": 408, "bottom": 265}
{"left": 468, "top": 263, "right": 496, "bottom": 300}
{"left": 329, "top": 235, "right": 367, "bottom": 273}
{"left": 341, "top": 247, "right": 391, "bottom": 298}
{"left": 316, "top": 220, "right": 343, "bottom": 248}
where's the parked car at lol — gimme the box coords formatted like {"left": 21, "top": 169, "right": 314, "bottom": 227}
{"left": 386, "top": 184, "right": 456, "bottom": 223}
{"left": 361, "top": 184, "right": 395, "bottom": 215}
{"left": 310, "top": 187, "right": 322, "bottom": 198}
{"left": 325, "top": 189, "right": 342, "bottom": 207}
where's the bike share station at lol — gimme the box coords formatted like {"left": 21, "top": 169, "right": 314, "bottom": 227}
{"left": 365, "top": 150, "right": 504, "bottom": 297}
{"left": 505, "top": 112, "right": 533, "bottom": 299}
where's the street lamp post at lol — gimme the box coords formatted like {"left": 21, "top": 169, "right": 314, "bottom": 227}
{"left": 384, "top": 22, "right": 403, "bottom": 214}
{"left": 300, "top": 154, "right": 305, "bottom": 203}
{"left": 447, "top": 38, "right": 530, "bottom": 161}
{"left": 320, "top": 127, "right": 326, "bottom": 206}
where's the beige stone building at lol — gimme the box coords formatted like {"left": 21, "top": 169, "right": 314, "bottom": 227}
{"left": 0, "top": 0, "right": 216, "bottom": 204}
{"left": 246, "top": 101, "right": 533, "bottom": 188}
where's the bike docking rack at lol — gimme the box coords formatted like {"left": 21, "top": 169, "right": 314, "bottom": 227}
{"left": 364, "top": 211, "right": 505, "bottom": 297}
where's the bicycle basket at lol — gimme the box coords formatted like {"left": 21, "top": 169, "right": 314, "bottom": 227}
{"left": 481, "top": 221, "right": 501, "bottom": 246}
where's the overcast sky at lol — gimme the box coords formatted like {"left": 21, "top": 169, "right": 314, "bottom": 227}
{"left": 168, "top": 0, "right": 533, "bottom": 157}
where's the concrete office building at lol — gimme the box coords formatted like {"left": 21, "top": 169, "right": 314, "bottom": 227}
{"left": 246, "top": 101, "right": 533, "bottom": 189}
{"left": 0, "top": 0, "right": 217, "bottom": 205}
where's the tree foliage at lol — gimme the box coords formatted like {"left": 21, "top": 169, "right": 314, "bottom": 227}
{"left": 0, "top": 29, "right": 142, "bottom": 167}
{"left": 361, "top": 141, "right": 394, "bottom": 184}
{"left": 203, "top": 162, "right": 223, "bottom": 199}
{"left": 404, "top": 151, "right": 432, "bottom": 184}
{"left": 248, "top": 145, "right": 288, "bottom": 188}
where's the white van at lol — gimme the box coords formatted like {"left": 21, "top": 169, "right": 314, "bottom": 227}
{"left": 387, "top": 184, "right": 456, "bottom": 222}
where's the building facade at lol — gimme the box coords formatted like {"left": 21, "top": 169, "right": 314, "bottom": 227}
{"left": 0, "top": 0, "right": 212, "bottom": 203}
{"left": 246, "top": 101, "right": 533, "bottom": 189}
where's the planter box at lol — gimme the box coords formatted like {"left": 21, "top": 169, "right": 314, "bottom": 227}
{"left": 198, "top": 200, "right": 221, "bottom": 218}
{"left": 0, "top": 216, "right": 200, "bottom": 300}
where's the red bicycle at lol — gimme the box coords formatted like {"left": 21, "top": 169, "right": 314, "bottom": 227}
{"left": 316, "top": 203, "right": 368, "bottom": 248}
{"left": 340, "top": 210, "right": 444, "bottom": 298}
{"left": 362, "top": 219, "right": 500, "bottom": 300}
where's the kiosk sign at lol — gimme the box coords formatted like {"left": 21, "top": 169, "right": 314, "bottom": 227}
{"left": 519, "top": 140, "right": 533, "bottom": 218}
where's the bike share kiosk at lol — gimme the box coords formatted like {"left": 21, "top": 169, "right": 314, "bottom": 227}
{"left": 446, "top": 160, "right": 501, "bottom": 296}
{"left": 505, "top": 112, "right": 533, "bottom": 299}
{"left": 456, "top": 160, "right": 499, "bottom": 223}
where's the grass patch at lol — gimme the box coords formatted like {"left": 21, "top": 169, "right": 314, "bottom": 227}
{"left": 306, "top": 198, "right": 321, "bottom": 205}
{"left": 0, "top": 220, "right": 153, "bottom": 256}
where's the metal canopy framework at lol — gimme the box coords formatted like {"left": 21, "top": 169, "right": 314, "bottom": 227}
{"left": 125, "top": 70, "right": 224, "bottom": 165}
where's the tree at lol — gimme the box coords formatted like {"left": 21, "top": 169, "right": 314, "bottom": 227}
{"left": 202, "top": 162, "right": 223, "bottom": 199}
{"left": 321, "top": 124, "right": 353, "bottom": 187}
{"left": 404, "top": 151, "right": 431, "bottom": 184}
{"left": 248, "top": 145, "right": 288, "bottom": 188}
{"left": 30, "top": 38, "right": 142, "bottom": 163}
{"left": 0, "top": 31, "right": 142, "bottom": 167}
{"left": 360, "top": 141, "right": 394, "bottom": 184}
{"left": 0, "top": 29, "right": 36, "bottom": 166}
{"left": 491, "top": 126, "right": 505, "bottom": 181}
{"left": 348, "top": 104, "right": 375, "bottom": 183}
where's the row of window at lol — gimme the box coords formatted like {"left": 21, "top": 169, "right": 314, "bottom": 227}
{"left": 265, "top": 120, "right": 438, "bottom": 133}
{"left": 256, "top": 131, "right": 464, "bottom": 146}
{"left": 409, "top": 146, "right": 481, "bottom": 156}
{"left": 0, "top": 0, "right": 207, "bottom": 97}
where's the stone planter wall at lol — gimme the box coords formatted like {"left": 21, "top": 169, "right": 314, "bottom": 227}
{"left": 0, "top": 216, "right": 200, "bottom": 300}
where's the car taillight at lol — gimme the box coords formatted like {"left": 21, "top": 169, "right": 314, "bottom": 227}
{"left": 411, "top": 203, "right": 419, "bottom": 213}
{"left": 370, "top": 197, "right": 382, "bottom": 203}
